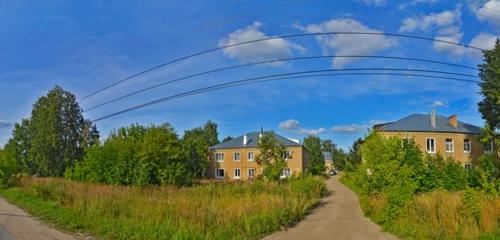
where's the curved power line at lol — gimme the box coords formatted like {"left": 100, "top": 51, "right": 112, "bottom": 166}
{"left": 92, "top": 70, "right": 480, "bottom": 122}
{"left": 83, "top": 55, "right": 477, "bottom": 112}
{"left": 81, "top": 31, "right": 486, "bottom": 100}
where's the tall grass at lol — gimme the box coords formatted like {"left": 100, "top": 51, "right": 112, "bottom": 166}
{"left": 0, "top": 176, "right": 325, "bottom": 240}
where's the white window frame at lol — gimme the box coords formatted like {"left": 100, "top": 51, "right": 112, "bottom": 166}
{"left": 464, "top": 139, "right": 471, "bottom": 153}
{"left": 248, "top": 168, "right": 255, "bottom": 178}
{"left": 401, "top": 137, "right": 411, "bottom": 147}
{"left": 247, "top": 152, "right": 254, "bottom": 161}
{"left": 215, "top": 168, "right": 225, "bottom": 179}
{"left": 280, "top": 168, "right": 291, "bottom": 179}
{"left": 464, "top": 163, "right": 472, "bottom": 171}
{"left": 234, "top": 168, "right": 241, "bottom": 179}
{"left": 445, "top": 138, "right": 454, "bottom": 153}
{"left": 215, "top": 153, "right": 224, "bottom": 162}
{"left": 233, "top": 152, "right": 240, "bottom": 161}
{"left": 426, "top": 138, "right": 436, "bottom": 153}
{"left": 282, "top": 150, "right": 292, "bottom": 160}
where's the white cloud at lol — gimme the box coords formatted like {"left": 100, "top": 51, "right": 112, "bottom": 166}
{"left": 471, "top": 0, "right": 500, "bottom": 30}
{"left": 331, "top": 124, "right": 368, "bottom": 134}
{"left": 358, "top": 0, "right": 386, "bottom": 6}
{"left": 400, "top": 8, "right": 466, "bottom": 58}
{"left": 399, "top": 0, "right": 438, "bottom": 10}
{"left": 279, "top": 119, "right": 326, "bottom": 136}
{"left": 467, "top": 33, "right": 498, "bottom": 58}
{"left": 219, "top": 21, "right": 304, "bottom": 66}
{"left": 279, "top": 119, "right": 300, "bottom": 131}
{"left": 430, "top": 100, "right": 446, "bottom": 107}
{"left": 303, "top": 18, "right": 397, "bottom": 68}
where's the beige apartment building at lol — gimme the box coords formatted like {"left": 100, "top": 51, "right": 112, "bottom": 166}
{"left": 374, "top": 112, "right": 492, "bottom": 169}
{"left": 208, "top": 131, "right": 309, "bottom": 180}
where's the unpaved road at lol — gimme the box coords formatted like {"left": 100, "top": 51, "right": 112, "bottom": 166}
{"left": 0, "top": 197, "right": 76, "bottom": 240}
{"left": 264, "top": 175, "right": 398, "bottom": 240}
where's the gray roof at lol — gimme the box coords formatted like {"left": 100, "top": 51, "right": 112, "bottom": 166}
{"left": 210, "top": 131, "right": 301, "bottom": 150}
{"left": 375, "top": 114, "right": 481, "bottom": 134}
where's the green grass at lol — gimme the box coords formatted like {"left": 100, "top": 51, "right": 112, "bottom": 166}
{"left": 0, "top": 176, "right": 326, "bottom": 240}
{"left": 341, "top": 175, "right": 500, "bottom": 240}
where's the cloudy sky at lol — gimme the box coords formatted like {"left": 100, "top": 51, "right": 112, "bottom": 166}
{"left": 0, "top": 0, "right": 499, "bottom": 149}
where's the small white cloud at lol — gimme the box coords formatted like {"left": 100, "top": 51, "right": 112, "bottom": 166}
{"left": 430, "top": 100, "right": 446, "bottom": 107}
{"left": 471, "top": 0, "right": 500, "bottom": 30}
{"left": 467, "top": 33, "right": 498, "bottom": 59}
{"left": 279, "top": 119, "right": 300, "bottom": 131}
{"left": 298, "top": 128, "right": 327, "bottom": 136}
{"left": 279, "top": 119, "right": 325, "bottom": 136}
{"left": 399, "top": 0, "right": 438, "bottom": 10}
{"left": 303, "top": 18, "right": 397, "bottom": 68}
{"left": 358, "top": 0, "right": 386, "bottom": 6}
{"left": 219, "top": 21, "right": 304, "bottom": 66}
{"left": 331, "top": 124, "right": 368, "bottom": 134}
{"left": 400, "top": 8, "right": 466, "bottom": 58}
{"left": 0, "top": 120, "right": 12, "bottom": 129}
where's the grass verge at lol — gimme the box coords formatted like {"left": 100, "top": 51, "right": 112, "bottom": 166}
{"left": 0, "top": 175, "right": 326, "bottom": 240}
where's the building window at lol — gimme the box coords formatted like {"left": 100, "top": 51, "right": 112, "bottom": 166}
{"left": 485, "top": 141, "right": 493, "bottom": 153}
{"left": 464, "top": 139, "right": 471, "bottom": 153}
{"left": 280, "top": 168, "right": 291, "bottom": 178}
{"left": 426, "top": 138, "right": 436, "bottom": 153}
{"left": 234, "top": 168, "right": 241, "bottom": 179}
{"left": 233, "top": 152, "right": 240, "bottom": 161}
{"left": 282, "top": 150, "right": 292, "bottom": 160}
{"left": 248, "top": 168, "right": 255, "bottom": 178}
{"left": 215, "top": 153, "right": 224, "bottom": 162}
{"left": 248, "top": 152, "right": 254, "bottom": 161}
{"left": 464, "top": 163, "right": 472, "bottom": 171}
{"left": 215, "top": 168, "right": 225, "bottom": 178}
{"left": 401, "top": 138, "right": 411, "bottom": 146}
{"left": 445, "top": 139, "right": 454, "bottom": 153}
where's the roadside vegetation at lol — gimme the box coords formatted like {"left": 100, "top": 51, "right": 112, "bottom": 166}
{"left": 342, "top": 132, "right": 500, "bottom": 239}
{"left": 1, "top": 175, "right": 325, "bottom": 239}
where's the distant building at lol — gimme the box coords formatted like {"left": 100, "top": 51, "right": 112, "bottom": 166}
{"left": 208, "top": 131, "right": 309, "bottom": 180}
{"left": 374, "top": 111, "right": 492, "bottom": 169}
{"left": 323, "top": 151, "right": 334, "bottom": 173}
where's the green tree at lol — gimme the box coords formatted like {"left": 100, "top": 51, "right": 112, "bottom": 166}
{"left": 182, "top": 127, "right": 210, "bottom": 178}
{"left": 304, "top": 136, "right": 324, "bottom": 175}
{"left": 478, "top": 39, "right": 500, "bottom": 157}
{"left": 203, "top": 120, "right": 219, "bottom": 146}
{"left": 255, "top": 132, "right": 287, "bottom": 181}
{"left": 27, "top": 86, "right": 98, "bottom": 176}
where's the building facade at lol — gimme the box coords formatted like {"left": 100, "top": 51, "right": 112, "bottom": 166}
{"left": 208, "top": 131, "right": 309, "bottom": 180}
{"left": 374, "top": 112, "right": 492, "bottom": 168}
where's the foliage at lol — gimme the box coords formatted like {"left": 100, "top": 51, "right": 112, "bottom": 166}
{"left": 182, "top": 121, "right": 220, "bottom": 178}
{"left": 303, "top": 136, "right": 325, "bottom": 175}
{"left": 0, "top": 147, "right": 22, "bottom": 187}
{"left": 0, "top": 176, "right": 325, "bottom": 240}
{"left": 255, "top": 132, "right": 287, "bottom": 181}
{"left": 67, "top": 123, "right": 192, "bottom": 187}
{"left": 5, "top": 86, "right": 98, "bottom": 177}
{"left": 478, "top": 39, "right": 500, "bottom": 137}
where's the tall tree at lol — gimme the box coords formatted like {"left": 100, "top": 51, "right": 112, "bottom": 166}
{"left": 10, "top": 86, "right": 98, "bottom": 176}
{"left": 182, "top": 127, "right": 210, "bottom": 177}
{"left": 478, "top": 39, "right": 500, "bottom": 157}
{"left": 256, "top": 132, "right": 287, "bottom": 181}
{"left": 203, "top": 120, "right": 219, "bottom": 147}
{"left": 304, "top": 136, "right": 325, "bottom": 175}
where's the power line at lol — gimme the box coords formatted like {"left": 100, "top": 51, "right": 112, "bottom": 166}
{"left": 83, "top": 55, "right": 477, "bottom": 112}
{"left": 80, "top": 31, "right": 486, "bottom": 101}
{"left": 91, "top": 70, "right": 480, "bottom": 122}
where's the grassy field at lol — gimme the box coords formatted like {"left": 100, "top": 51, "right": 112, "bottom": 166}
{"left": 0, "top": 176, "right": 325, "bottom": 240}
{"left": 342, "top": 176, "right": 500, "bottom": 240}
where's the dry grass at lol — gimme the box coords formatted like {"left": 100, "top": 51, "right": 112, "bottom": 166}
{"left": 2, "top": 176, "right": 325, "bottom": 240}
{"left": 388, "top": 190, "right": 500, "bottom": 239}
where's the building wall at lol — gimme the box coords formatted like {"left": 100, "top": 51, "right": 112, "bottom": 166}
{"left": 208, "top": 146, "right": 307, "bottom": 180}
{"left": 379, "top": 131, "right": 486, "bottom": 164}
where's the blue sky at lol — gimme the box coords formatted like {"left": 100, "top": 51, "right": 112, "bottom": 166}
{"left": 0, "top": 0, "right": 499, "bottom": 149}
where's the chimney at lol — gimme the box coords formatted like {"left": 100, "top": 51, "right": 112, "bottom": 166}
{"left": 431, "top": 109, "right": 436, "bottom": 128}
{"left": 259, "top": 126, "right": 263, "bottom": 139}
{"left": 243, "top": 133, "right": 248, "bottom": 146}
{"left": 449, "top": 115, "right": 458, "bottom": 128}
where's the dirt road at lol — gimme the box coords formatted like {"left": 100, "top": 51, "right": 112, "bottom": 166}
{"left": 0, "top": 197, "right": 76, "bottom": 240}
{"left": 264, "top": 175, "right": 398, "bottom": 240}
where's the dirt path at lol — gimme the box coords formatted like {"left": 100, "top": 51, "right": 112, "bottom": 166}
{"left": 264, "top": 175, "right": 398, "bottom": 240}
{"left": 0, "top": 197, "right": 77, "bottom": 240}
